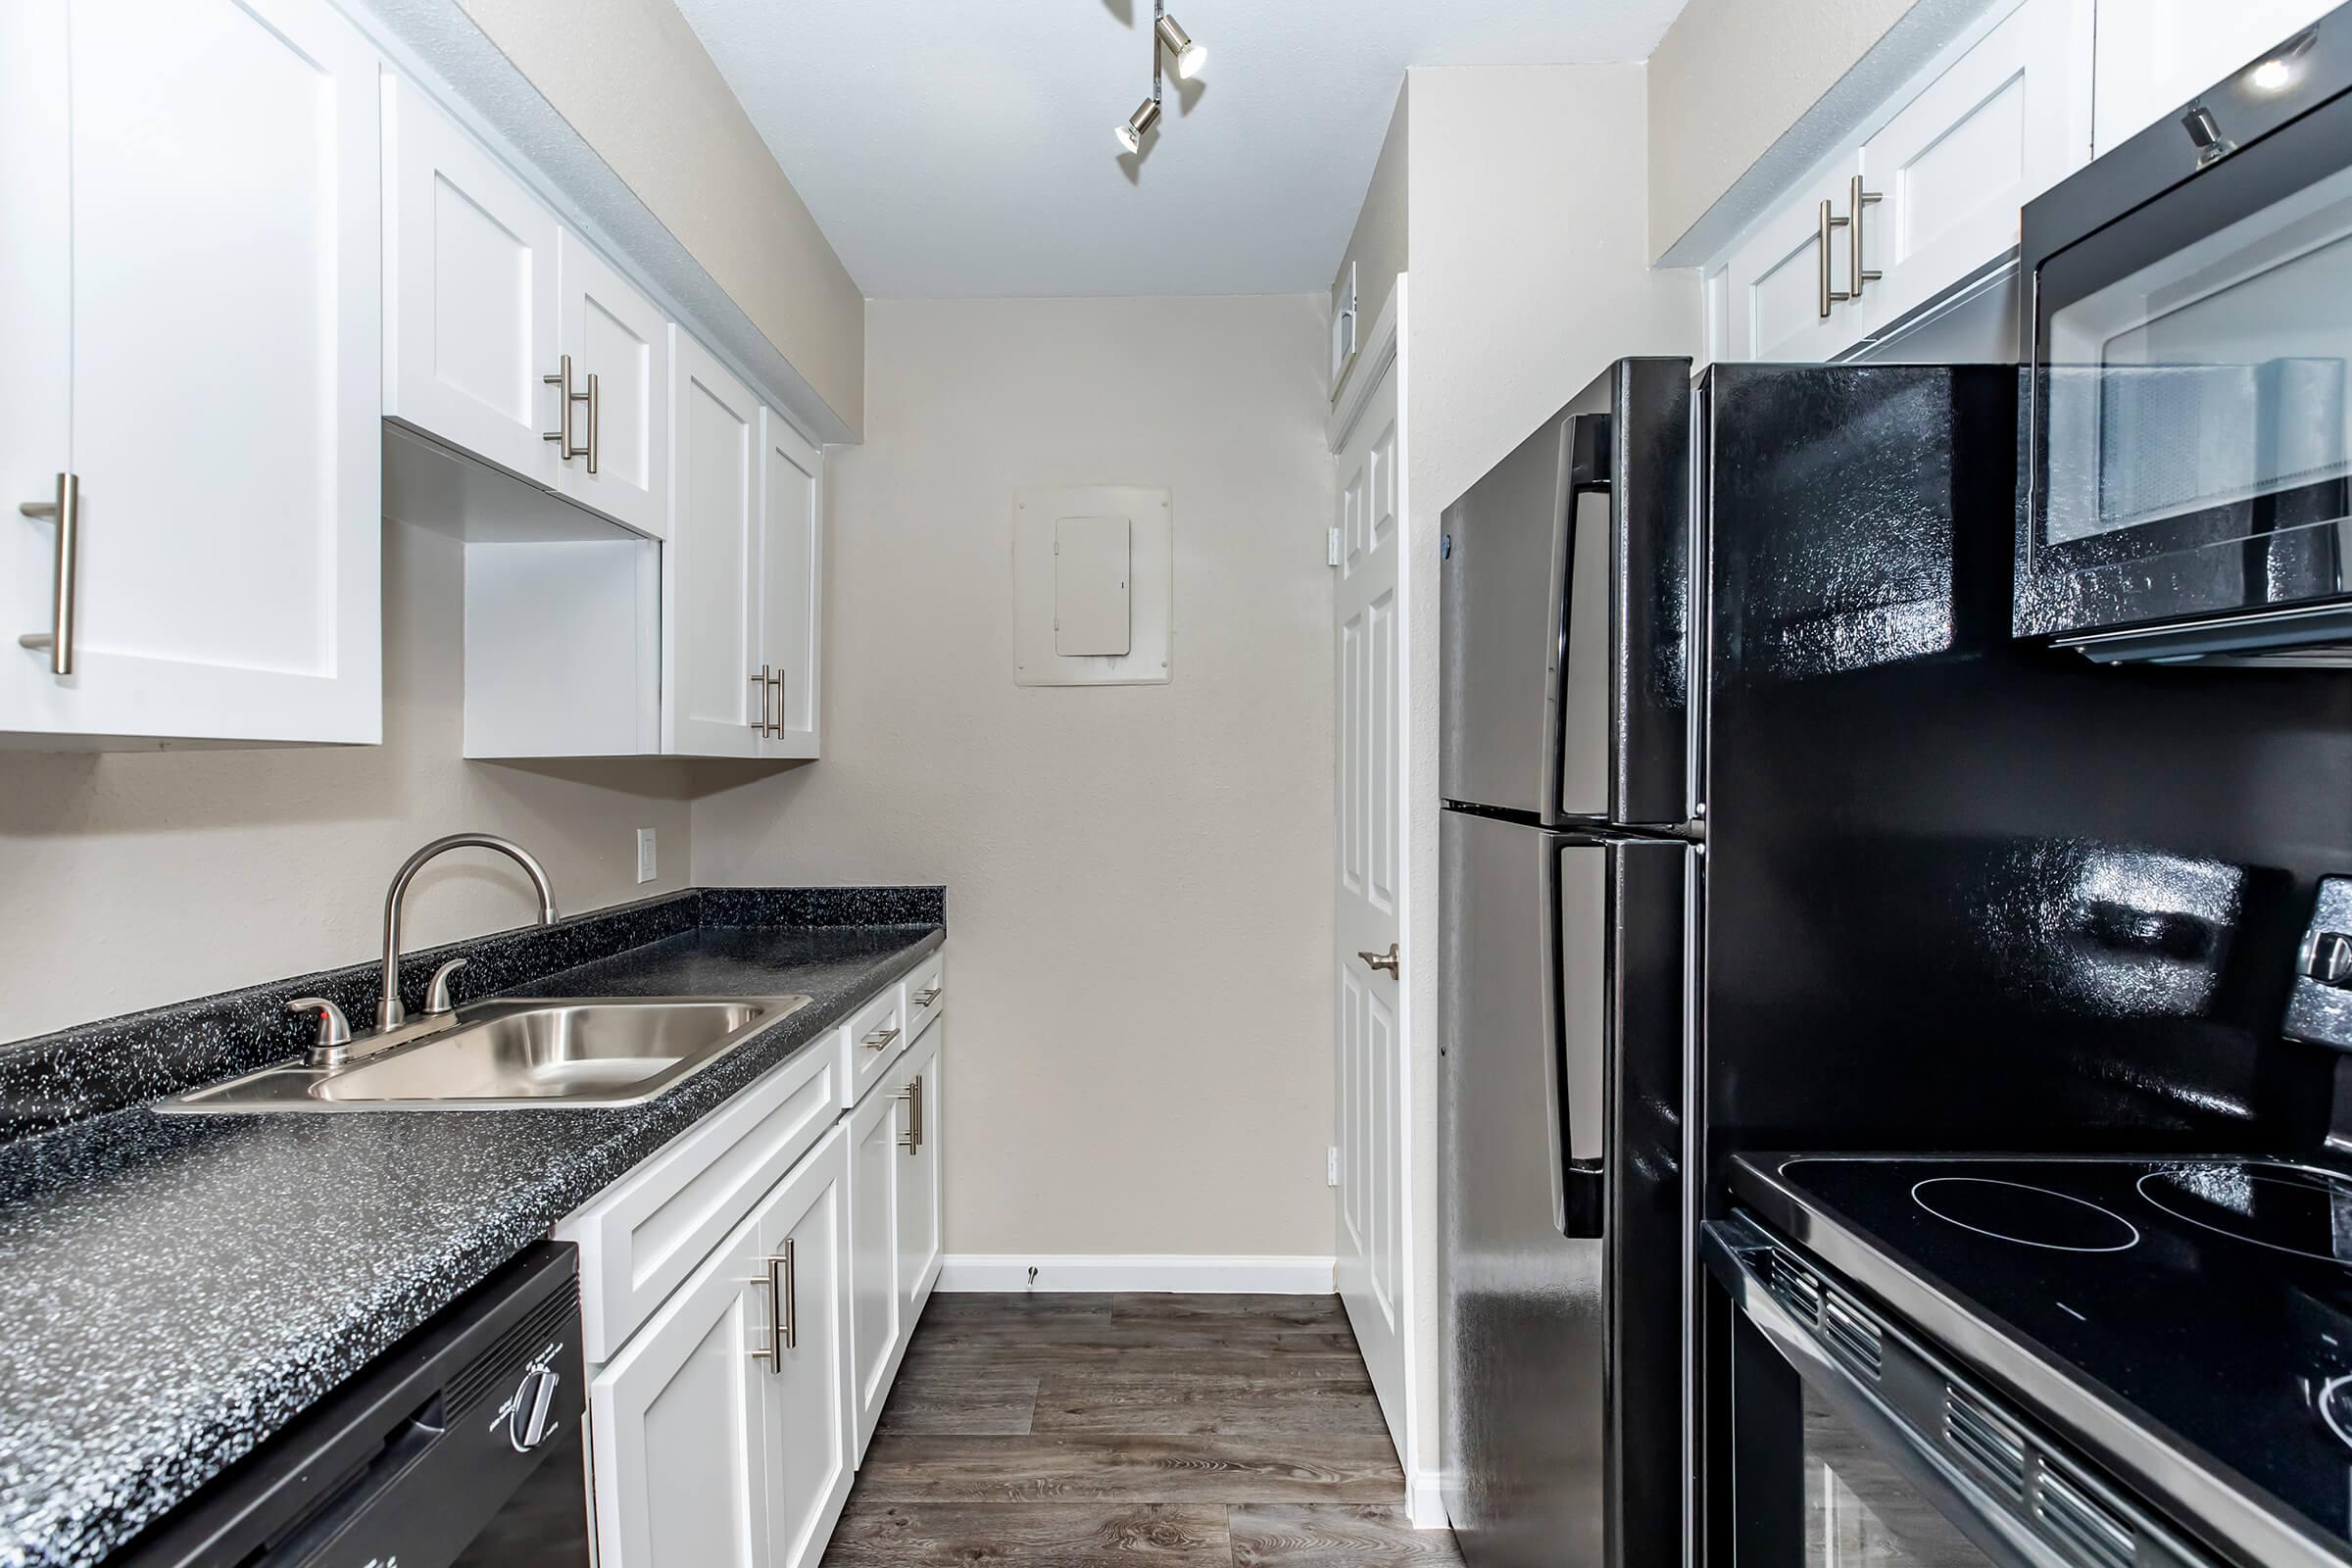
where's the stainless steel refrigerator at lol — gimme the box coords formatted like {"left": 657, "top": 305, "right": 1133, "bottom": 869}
{"left": 1438, "top": 357, "right": 1694, "bottom": 1568}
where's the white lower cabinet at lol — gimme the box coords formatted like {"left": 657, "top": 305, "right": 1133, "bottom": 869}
{"left": 590, "top": 1127, "right": 853, "bottom": 1568}
{"left": 568, "top": 960, "right": 947, "bottom": 1565}
{"left": 847, "top": 1058, "right": 906, "bottom": 1454}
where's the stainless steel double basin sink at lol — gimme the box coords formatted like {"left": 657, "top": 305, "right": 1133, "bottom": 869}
{"left": 158, "top": 995, "right": 813, "bottom": 1113}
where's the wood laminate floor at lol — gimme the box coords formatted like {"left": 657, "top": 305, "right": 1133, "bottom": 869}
{"left": 823, "top": 1293, "right": 1464, "bottom": 1566}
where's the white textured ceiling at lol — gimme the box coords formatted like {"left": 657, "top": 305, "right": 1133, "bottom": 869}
{"left": 670, "top": 0, "right": 1692, "bottom": 298}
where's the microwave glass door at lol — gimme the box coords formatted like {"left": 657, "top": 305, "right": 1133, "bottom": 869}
{"left": 1802, "top": 1387, "right": 1995, "bottom": 1568}
{"left": 2026, "top": 91, "right": 2352, "bottom": 642}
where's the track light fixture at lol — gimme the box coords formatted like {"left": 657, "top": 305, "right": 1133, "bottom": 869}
{"left": 1155, "top": 13, "right": 1206, "bottom": 80}
{"left": 1115, "top": 96, "right": 1162, "bottom": 155}
{"left": 1112, "top": 0, "right": 1204, "bottom": 155}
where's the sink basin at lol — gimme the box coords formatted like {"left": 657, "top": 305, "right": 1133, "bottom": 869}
{"left": 157, "top": 995, "right": 813, "bottom": 1113}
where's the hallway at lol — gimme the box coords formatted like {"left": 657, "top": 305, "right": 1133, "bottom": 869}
{"left": 821, "top": 1294, "right": 1461, "bottom": 1565}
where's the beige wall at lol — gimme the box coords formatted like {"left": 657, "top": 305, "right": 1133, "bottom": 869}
{"left": 456, "top": 0, "right": 865, "bottom": 434}
{"left": 1331, "top": 84, "right": 1410, "bottom": 410}
{"left": 691, "top": 295, "right": 1337, "bottom": 1259}
{"left": 0, "top": 520, "right": 697, "bottom": 1046}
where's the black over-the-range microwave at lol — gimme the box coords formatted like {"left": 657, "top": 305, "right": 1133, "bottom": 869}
{"left": 2018, "top": 3, "right": 2352, "bottom": 663}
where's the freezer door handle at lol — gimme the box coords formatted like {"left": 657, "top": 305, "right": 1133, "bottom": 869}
{"left": 1567, "top": 412, "right": 1613, "bottom": 496}
{"left": 1542, "top": 413, "right": 1617, "bottom": 826}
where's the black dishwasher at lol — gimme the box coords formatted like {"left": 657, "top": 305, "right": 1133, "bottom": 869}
{"left": 119, "top": 1242, "right": 590, "bottom": 1568}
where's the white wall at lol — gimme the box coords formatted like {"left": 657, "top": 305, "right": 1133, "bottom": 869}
{"left": 1331, "top": 83, "right": 1409, "bottom": 412}
{"left": 0, "top": 519, "right": 696, "bottom": 1045}
{"left": 692, "top": 294, "right": 1337, "bottom": 1260}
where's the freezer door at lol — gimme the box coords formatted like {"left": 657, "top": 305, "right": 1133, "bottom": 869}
{"left": 1439, "top": 359, "right": 1693, "bottom": 826}
{"left": 1440, "top": 809, "right": 1690, "bottom": 1568}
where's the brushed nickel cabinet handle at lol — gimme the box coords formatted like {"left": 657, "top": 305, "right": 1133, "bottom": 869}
{"left": 748, "top": 665, "right": 772, "bottom": 732}
{"left": 862, "top": 1025, "right": 902, "bottom": 1052}
{"left": 585, "top": 370, "right": 600, "bottom": 475}
{"left": 18, "top": 472, "right": 77, "bottom": 676}
{"left": 899, "top": 1073, "right": 924, "bottom": 1153}
{"left": 1817, "top": 200, "right": 1852, "bottom": 318}
{"left": 543, "top": 354, "right": 574, "bottom": 455}
{"left": 765, "top": 667, "right": 784, "bottom": 737}
{"left": 1849, "top": 175, "right": 1884, "bottom": 299}
{"left": 1357, "top": 942, "right": 1401, "bottom": 978}
{"left": 914, "top": 985, "right": 943, "bottom": 1006}
{"left": 747, "top": 1241, "right": 796, "bottom": 1368}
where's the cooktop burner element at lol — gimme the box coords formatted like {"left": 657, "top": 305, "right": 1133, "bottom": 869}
{"left": 1910, "top": 1175, "right": 2141, "bottom": 1251}
{"left": 2137, "top": 1163, "right": 2352, "bottom": 1268}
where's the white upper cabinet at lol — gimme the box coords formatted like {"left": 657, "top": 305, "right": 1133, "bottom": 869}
{"left": 559, "top": 231, "right": 671, "bottom": 540}
{"left": 382, "top": 75, "right": 560, "bottom": 489}
{"left": 2094, "top": 0, "right": 2338, "bottom": 152}
{"left": 666, "top": 331, "right": 764, "bottom": 758}
{"left": 758, "top": 410, "right": 823, "bottom": 760}
{"left": 1852, "top": 0, "right": 2092, "bottom": 335}
{"left": 1709, "top": 0, "right": 2093, "bottom": 366}
{"left": 1722, "top": 155, "right": 1867, "bottom": 364}
{"left": 1, "top": 0, "right": 382, "bottom": 748}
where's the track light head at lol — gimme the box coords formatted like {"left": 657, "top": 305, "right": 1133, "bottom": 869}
{"left": 1115, "top": 95, "right": 1162, "bottom": 154}
{"left": 1154, "top": 13, "right": 1206, "bottom": 79}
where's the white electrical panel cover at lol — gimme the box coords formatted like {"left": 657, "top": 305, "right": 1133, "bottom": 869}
{"left": 1013, "top": 486, "right": 1170, "bottom": 686}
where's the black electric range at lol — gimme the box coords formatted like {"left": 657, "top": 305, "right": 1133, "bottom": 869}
{"left": 1726, "top": 1152, "right": 2352, "bottom": 1568}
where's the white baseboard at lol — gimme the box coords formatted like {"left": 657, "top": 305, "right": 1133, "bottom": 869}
{"left": 937, "top": 1253, "right": 1339, "bottom": 1295}
{"left": 1407, "top": 1470, "right": 1449, "bottom": 1530}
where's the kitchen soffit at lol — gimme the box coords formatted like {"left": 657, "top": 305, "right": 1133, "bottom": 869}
{"left": 670, "top": 0, "right": 1693, "bottom": 298}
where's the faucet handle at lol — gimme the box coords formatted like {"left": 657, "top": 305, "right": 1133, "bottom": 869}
{"left": 425, "top": 957, "right": 469, "bottom": 1016}
{"left": 285, "top": 997, "right": 353, "bottom": 1060}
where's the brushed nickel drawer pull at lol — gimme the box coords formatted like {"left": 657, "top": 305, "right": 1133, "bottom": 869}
{"left": 914, "top": 985, "right": 943, "bottom": 1006}
{"left": 862, "top": 1024, "right": 902, "bottom": 1052}
{"left": 18, "top": 472, "right": 77, "bottom": 676}
{"left": 747, "top": 1239, "right": 797, "bottom": 1368}
{"left": 899, "top": 1073, "right": 924, "bottom": 1153}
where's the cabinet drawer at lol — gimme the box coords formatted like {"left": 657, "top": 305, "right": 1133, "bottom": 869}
{"left": 839, "top": 983, "right": 908, "bottom": 1108}
{"left": 904, "top": 951, "right": 946, "bottom": 1045}
{"left": 559, "top": 1038, "right": 840, "bottom": 1363}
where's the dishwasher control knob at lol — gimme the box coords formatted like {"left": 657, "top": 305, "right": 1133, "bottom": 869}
{"left": 507, "top": 1363, "right": 561, "bottom": 1453}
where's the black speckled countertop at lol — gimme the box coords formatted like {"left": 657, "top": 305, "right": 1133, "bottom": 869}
{"left": 0, "top": 893, "right": 943, "bottom": 1568}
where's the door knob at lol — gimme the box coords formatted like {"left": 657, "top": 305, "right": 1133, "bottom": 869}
{"left": 1357, "top": 943, "right": 1401, "bottom": 978}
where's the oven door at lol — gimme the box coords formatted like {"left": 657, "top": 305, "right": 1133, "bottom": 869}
{"left": 2019, "top": 22, "right": 2352, "bottom": 659}
{"left": 1701, "top": 1216, "right": 2215, "bottom": 1568}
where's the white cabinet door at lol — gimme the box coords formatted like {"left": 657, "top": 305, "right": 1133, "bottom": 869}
{"left": 589, "top": 1194, "right": 775, "bottom": 1568}
{"left": 756, "top": 408, "right": 822, "bottom": 760}
{"left": 382, "top": 75, "right": 559, "bottom": 486}
{"left": 846, "top": 1071, "right": 905, "bottom": 1456}
{"left": 759, "top": 1130, "right": 856, "bottom": 1568}
{"left": 893, "top": 1024, "right": 944, "bottom": 1324}
{"left": 2094, "top": 0, "right": 2335, "bottom": 152}
{"left": 557, "top": 229, "right": 670, "bottom": 540}
{"left": 1721, "top": 155, "right": 1866, "bottom": 364}
{"left": 1, "top": 0, "right": 381, "bottom": 746}
{"left": 665, "top": 330, "right": 762, "bottom": 757}
{"left": 1854, "top": 0, "right": 2093, "bottom": 336}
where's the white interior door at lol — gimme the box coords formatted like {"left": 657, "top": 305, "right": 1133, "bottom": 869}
{"left": 16, "top": 0, "right": 382, "bottom": 746}
{"left": 665, "top": 330, "right": 760, "bottom": 757}
{"left": 1334, "top": 353, "right": 1407, "bottom": 1456}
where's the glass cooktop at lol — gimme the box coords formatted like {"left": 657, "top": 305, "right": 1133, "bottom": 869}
{"left": 1733, "top": 1152, "right": 2352, "bottom": 1557}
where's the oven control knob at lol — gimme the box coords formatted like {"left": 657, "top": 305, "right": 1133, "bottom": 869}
{"left": 2320, "top": 1374, "right": 2352, "bottom": 1451}
{"left": 507, "top": 1363, "right": 561, "bottom": 1453}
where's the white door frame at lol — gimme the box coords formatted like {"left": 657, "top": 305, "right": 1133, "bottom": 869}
{"left": 1328, "top": 277, "right": 1443, "bottom": 1527}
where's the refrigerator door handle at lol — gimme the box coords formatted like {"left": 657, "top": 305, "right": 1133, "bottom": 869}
{"left": 1540, "top": 413, "right": 1615, "bottom": 824}
{"left": 1548, "top": 837, "right": 1609, "bottom": 1239}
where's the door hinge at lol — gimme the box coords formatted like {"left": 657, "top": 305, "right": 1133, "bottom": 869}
{"left": 1327, "top": 526, "right": 1342, "bottom": 567}
{"left": 1326, "top": 1146, "right": 1340, "bottom": 1187}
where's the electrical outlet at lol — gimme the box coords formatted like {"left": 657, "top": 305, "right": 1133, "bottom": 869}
{"left": 1327, "top": 1146, "right": 1340, "bottom": 1187}
{"left": 635, "top": 827, "right": 657, "bottom": 885}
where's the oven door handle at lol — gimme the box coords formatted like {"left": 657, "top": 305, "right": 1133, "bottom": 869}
{"left": 1702, "top": 1221, "right": 2096, "bottom": 1568}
